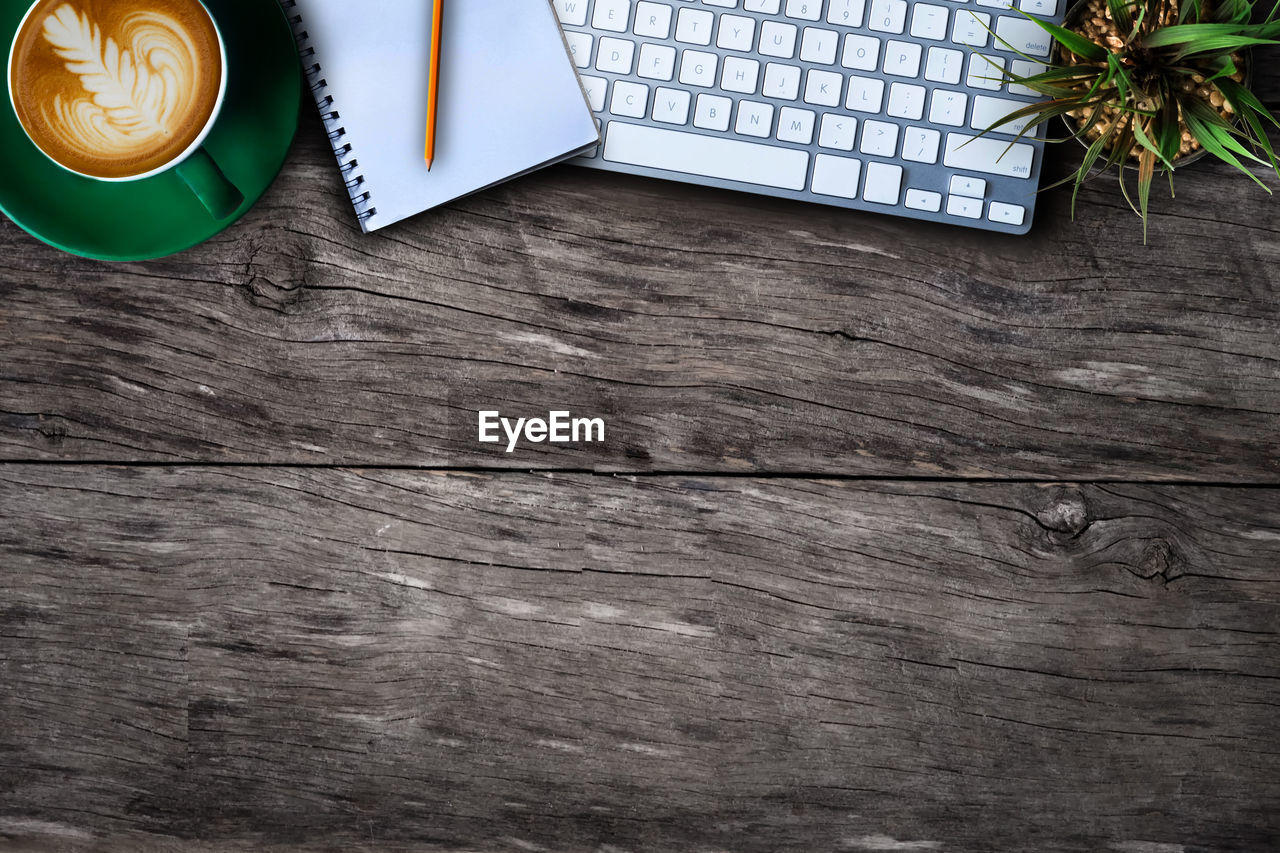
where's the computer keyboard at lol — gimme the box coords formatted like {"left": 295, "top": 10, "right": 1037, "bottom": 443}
{"left": 555, "top": 0, "right": 1064, "bottom": 234}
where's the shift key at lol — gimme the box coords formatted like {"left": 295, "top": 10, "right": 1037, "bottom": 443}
{"left": 944, "top": 133, "right": 1034, "bottom": 178}
{"left": 994, "top": 17, "right": 1053, "bottom": 56}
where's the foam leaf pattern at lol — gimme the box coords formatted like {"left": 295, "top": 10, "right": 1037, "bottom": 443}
{"left": 39, "top": 3, "right": 203, "bottom": 161}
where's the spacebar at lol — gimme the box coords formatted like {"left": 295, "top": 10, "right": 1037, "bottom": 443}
{"left": 603, "top": 122, "right": 810, "bottom": 191}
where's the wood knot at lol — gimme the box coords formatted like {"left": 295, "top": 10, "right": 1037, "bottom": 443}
{"left": 1035, "top": 488, "right": 1091, "bottom": 538}
{"left": 4, "top": 412, "right": 68, "bottom": 444}
{"left": 1130, "top": 539, "right": 1186, "bottom": 585}
{"left": 236, "top": 233, "right": 312, "bottom": 312}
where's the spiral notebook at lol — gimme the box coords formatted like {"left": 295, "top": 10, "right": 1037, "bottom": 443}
{"left": 285, "top": 0, "right": 599, "bottom": 232}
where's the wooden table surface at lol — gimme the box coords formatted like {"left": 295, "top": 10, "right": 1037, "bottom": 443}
{"left": 2, "top": 50, "right": 1279, "bottom": 853}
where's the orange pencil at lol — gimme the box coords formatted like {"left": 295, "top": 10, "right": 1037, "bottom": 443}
{"left": 425, "top": 0, "right": 443, "bottom": 169}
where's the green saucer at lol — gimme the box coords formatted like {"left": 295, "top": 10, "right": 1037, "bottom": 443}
{"left": 0, "top": 0, "right": 301, "bottom": 261}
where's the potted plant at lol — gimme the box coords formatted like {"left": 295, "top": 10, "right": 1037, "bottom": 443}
{"left": 988, "top": 0, "right": 1280, "bottom": 238}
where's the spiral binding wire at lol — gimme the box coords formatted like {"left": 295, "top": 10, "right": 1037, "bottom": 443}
{"left": 283, "top": 0, "right": 377, "bottom": 225}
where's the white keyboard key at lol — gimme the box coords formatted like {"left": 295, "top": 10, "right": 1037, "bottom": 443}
{"left": 694, "top": 93, "right": 733, "bottom": 130}
{"left": 581, "top": 75, "right": 608, "bottom": 111}
{"left": 818, "top": 113, "right": 857, "bottom": 150}
{"left": 943, "top": 132, "right": 1034, "bottom": 177}
{"left": 868, "top": 0, "right": 908, "bottom": 32}
{"left": 949, "top": 174, "right": 986, "bottom": 196}
{"left": 905, "top": 188, "right": 942, "bottom": 211}
{"left": 929, "top": 89, "right": 967, "bottom": 126}
{"left": 745, "top": 0, "right": 782, "bottom": 10}
{"left": 763, "top": 62, "right": 802, "bottom": 99}
{"left": 882, "top": 40, "right": 922, "bottom": 76}
{"left": 975, "top": 0, "right": 1012, "bottom": 8}
{"left": 717, "top": 14, "right": 757, "bottom": 51}
{"left": 676, "top": 7, "right": 715, "bottom": 43}
{"left": 967, "top": 54, "right": 1006, "bottom": 90}
{"left": 1009, "top": 59, "right": 1047, "bottom": 96}
{"left": 597, "top": 37, "right": 637, "bottom": 74}
{"left": 946, "top": 194, "right": 983, "bottom": 218}
{"left": 638, "top": 43, "right": 678, "bottom": 80}
{"left": 555, "top": 0, "right": 589, "bottom": 26}
{"left": 924, "top": 46, "right": 963, "bottom": 83}
{"left": 859, "top": 119, "right": 898, "bottom": 157}
{"left": 777, "top": 106, "right": 817, "bottom": 143}
{"left": 804, "top": 69, "right": 844, "bottom": 106}
{"left": 1019, "top": 0, "right": 1057, "bottom": 13}
{"left": 735, "top": 100, "right": 775, "bottom": 137}
{"left": 722, "top": 56, "right": 761, "bottom": 93}
{"left": 653, "top": 87, "right": 692, "bottom": 124}
{"left": 971, "top": 95, "right": 1033, "bottom": 135}
{"left": 760, "top": 21, "right": 799, "bottom": 57}
{"left": 902, "top": 125, "right": 941, "bottom": 162}
{"left": 862, "top": 161, "right": 903, "bottom": 204}
{"left": 800, "top": 28, "right": 841, "bottom": 64}
{"left": 594, "top": 0, "right": 633, "bottom": 32}
{"left": 634, "top": 1, "right": 674, "bottom": 37}
{"left": 988, "top": 200, "right": 1026, "bottom": 225}
{"left": 679, "top": 50, "right": 719, "bottom": 86}
{"left": 604, "top": 120, "right": 811, "bottom": 189}
{"left": 811, "top": 153, "right": 862, "bottom": 198}
{"left": 887, "top": 82, "right": 925, "bottom": 119}
{"left": 845, "top": 74, "right": 885, "bottom": 112}
{"left": 995, "top": 17, "right": 1053, "bottom": 56}
{"left": 786, "top": 0, "right": 824, "bottom": 20}
{"left": 828, "top": 0, "right": 866, "bottom": 26}
{"left": 841, "top": 34, "right": 880, "bottom": 70}
{"left": 610, "top": 80, "right": 650, "bottom": 117}
{"left": 704, "top": 0, "right": 739, "bottom": 6}
{"left": 951, "top": 9, "right": 991, "bottom": 46}
{"left": 910, "top": 4, "right": 949, "bottom": 39}
{"left": 564, "top": 31, "right": 593, "bottom": 68}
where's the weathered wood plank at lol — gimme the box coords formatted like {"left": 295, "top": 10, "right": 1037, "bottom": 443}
{"left": 3, "top": 61, "right": 1280, "bottom": 476}
{"left": 2, "top": 467, "right": 1277, "bottom": 851}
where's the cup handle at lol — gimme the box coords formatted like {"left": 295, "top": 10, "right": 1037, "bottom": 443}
{"left": 175, "top": 147, "right": 244, "bottom": 220}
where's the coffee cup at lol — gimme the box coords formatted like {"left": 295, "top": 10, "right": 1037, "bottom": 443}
{"left": 7, "top": 0, "right": 243, "bottom": 219}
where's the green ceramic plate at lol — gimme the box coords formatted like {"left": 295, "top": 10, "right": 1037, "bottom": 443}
{"left": 0, "top": 0, "right": 301, "bottom": 261}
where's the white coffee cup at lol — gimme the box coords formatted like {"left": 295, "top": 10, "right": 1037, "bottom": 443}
{"left": 7, "top": 0, "right": 243, "bottom": 216}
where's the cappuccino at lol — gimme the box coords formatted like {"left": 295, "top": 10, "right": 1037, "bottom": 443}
{"left": 9, "top": 0, "right": 223, "bottom": 179}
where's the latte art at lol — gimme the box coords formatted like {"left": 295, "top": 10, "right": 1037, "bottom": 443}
{"left": 10, "top": 0, "right": 223, "bottom": 179}
{"left": 44, "top": 7, "right": 203, "bottom": 158}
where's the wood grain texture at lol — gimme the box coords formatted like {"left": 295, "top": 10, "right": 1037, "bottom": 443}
{"left": 2, "top": 467, "right": 1277, "bottom": 852}
{"left": 2, "top": 56, "right": 1279, "bottom": 477}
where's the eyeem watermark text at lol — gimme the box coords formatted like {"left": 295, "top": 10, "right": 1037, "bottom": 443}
{"left": 478, "top": 410, "right": 605, "bottom": 453}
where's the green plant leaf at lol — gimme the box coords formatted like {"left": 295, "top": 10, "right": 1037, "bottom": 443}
{"left": 1072, "top": 117, "right": 1118, "bottom": 218}
{"left": 1022, "top": 13, "right": 1109, "bottom": 61}
{"left": 1107, "top": 53, "right": 1131, "bottom": 105}
{"left": 1132, "top": 115, "right": 1176, "bottom": 170}
{"left": 1202, "top": 55, "right": 1238, "bottom": 82}
{"left": 1001, "top": 64, "right": 1109, "bottom": 98}
{"left": 1216, "top": 77, "right": 1280, "bottom": 131}
{"left": 1213, "top": 0, "right": 1255, "bottom": 23}
{"left": 1142, "top": 23, "right": 1244, "bottom": 46}
{"left": 1174, "top": 35, "right": 1280, "bottom": 60}
{"left": 1156, "top": 96, "right": 1182, "bottom": 164}
{"left": 1179, "top": 95, "right": 1271, "bottom": 188}
{"left": 1137, "top": 147, "right": 1156, "bottom": 243}
{"left": 1107, "top": 0, "right": 1136, "bottom": 39}
{"left": 1214, "top": 79, "right": 1280, "bottom": 179}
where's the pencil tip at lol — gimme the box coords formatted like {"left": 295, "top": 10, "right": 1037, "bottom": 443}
{"left": 425, "top": 158, "right": 433, "bottom": 171}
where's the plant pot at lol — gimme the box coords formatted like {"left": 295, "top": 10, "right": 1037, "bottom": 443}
{"left": 1055, "top": 0, "right": 1250, "bottom": 171}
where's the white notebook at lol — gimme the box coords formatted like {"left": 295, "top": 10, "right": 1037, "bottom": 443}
{"left": 286, "top": 0, "right": 598, "bottom": 232}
